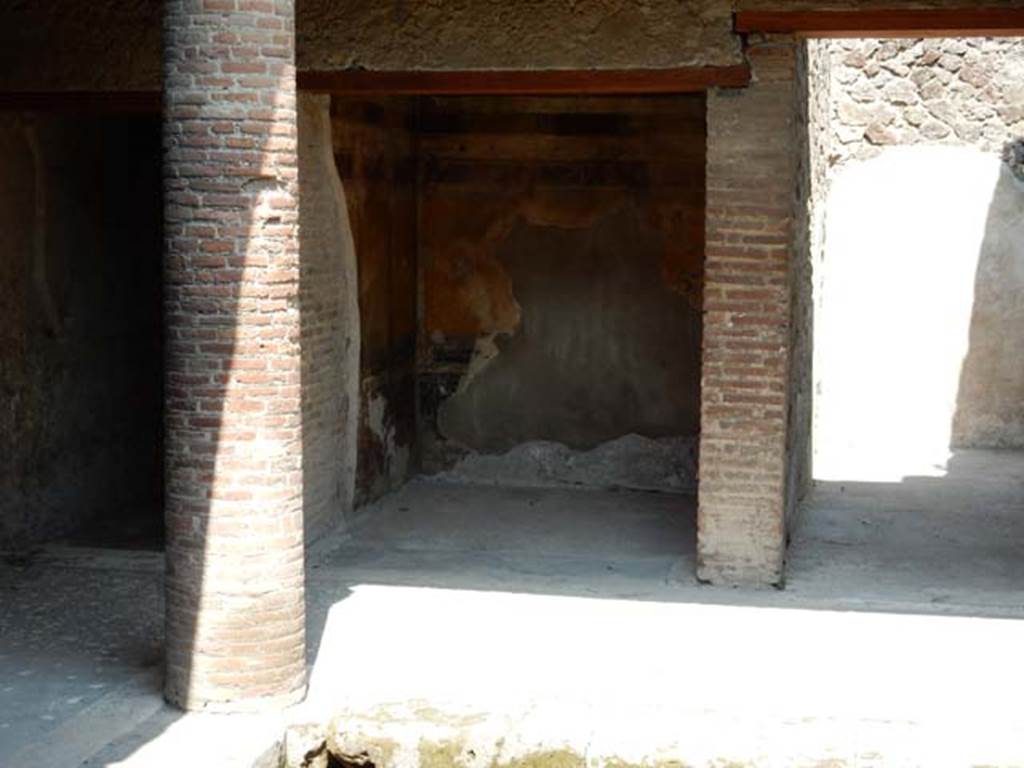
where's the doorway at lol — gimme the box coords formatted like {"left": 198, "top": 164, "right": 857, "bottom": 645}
{"left": 792, "top": 35, "right": 1024, "bottom": 604}
{"left": 326, "top": 90, "right": 708, "bottom": 574}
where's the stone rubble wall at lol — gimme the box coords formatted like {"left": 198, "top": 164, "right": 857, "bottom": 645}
{"left": 827, "top": 37, "right": 1024, "bottom": 165}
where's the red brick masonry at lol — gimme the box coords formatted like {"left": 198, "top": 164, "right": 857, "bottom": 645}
{"left": 698, "top": 37, "right": 797, "bottom": 587}
{"left": 162, "top": 0, "right": 306, "bottom": 710}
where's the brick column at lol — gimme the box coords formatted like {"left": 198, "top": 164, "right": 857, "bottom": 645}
{"left": 698, "top": 37, "right": 798, "bottom": 587}
{"left": 162, "top": 0, "right": 305, "bottom": 709}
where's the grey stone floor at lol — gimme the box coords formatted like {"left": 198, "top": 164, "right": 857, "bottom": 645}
{"left": 0, "top": 554, "right": 165, "bottom": 766}
{"left": 1, "top": 448, "right": 1022, "bottom": 766}
{"left": 311, "top": 451, "right": 1024, "bottom": 616}
{"left": 790, "top": 448, "right": 1024, "bottom": 612}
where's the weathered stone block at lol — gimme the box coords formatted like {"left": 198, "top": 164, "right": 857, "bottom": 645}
{"left": 284, "top": 723, "right": 330, "bottom": 768}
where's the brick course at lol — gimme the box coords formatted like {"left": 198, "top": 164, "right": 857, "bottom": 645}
{"left": 162, "top": 0, "right": 306, "bottom": 709}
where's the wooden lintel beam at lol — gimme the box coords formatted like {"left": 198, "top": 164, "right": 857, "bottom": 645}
{"left": 0, "top": 65, "right": 752, "bottom": 115}
{"left": 735, "top": 9, "right": 1024, "bottom": 38}
{"left": 297, "top": 66, "right": 752, "bottom": 95}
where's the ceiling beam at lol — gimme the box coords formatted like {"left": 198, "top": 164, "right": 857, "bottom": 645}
{"left": 0, "top": 65, "right": 753, "bottom": 114}
{"left": 297, "top": 66, "right": 751, "bottom": 96}
{"left": 735, "top": 9, "right": 1024, "bottom": 38}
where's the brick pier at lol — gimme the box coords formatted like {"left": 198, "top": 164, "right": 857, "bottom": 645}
{"left": 698, "top": 36, "right": 799, "bottom": 587}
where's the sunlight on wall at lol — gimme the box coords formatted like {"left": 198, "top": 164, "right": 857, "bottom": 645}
{"left": 814, "top": 145, "right": 1001, "bottom": 481}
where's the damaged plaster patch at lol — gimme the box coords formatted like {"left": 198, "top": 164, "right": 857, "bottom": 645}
{"left": 366, "top": 389, "right": 411, "bottom": 473}
{"left": 422, "top": 214, "right": 523, "bottom": 344}
{"left": 434, "top": 435, "right": 697, "bottom": 494}
{"left": 455, "top": 333, "right": 506, "bottom": 394}
{"left": 367, "top": 389, "right": 392, "bottom": 443}
{"left": 359, "top": 385, "right": 411, "bottom": 502}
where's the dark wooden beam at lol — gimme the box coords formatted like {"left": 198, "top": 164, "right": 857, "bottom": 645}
{"left": 297, "top": 66, "right": 751, "bottom": 95}
{"left": 735, "top": 9, "right": 1024, "bottom": 38}
{"left": 0, "top": 90, "right": 161, "bottom": 115}
{"left": 0, "top": 65, "right": 752, "bottom": 114}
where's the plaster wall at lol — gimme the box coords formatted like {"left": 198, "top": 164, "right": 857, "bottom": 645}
{"left": 296, "top": 0, "right": 1024, "bottom": 76}
{"left": 814, "top": 37, "right": 1024, "bottom": 481}
{"left": 4, "top": 1, "right": 1023, "bottom": 91}
{"left": 327, "top": 94, "right": 704, "bottom": 497}
{"left": 787, "top": 40, "right": 832, "bottom": 527}
{"left": 0, "top": 1, "right": 161, "bottom": 91}
{"left": 417, "top": 95, "right": 705, "bottom": 493}
{"left": 330, "top": 97, "right": 418, "bottom": 505}
{"left": 0, "top": 115, "right": 163, "bottom": 549}
{"left": 955, "top": 160, "right": 1024, "bottom": 448}
{"left": 298, "top": 94, "right": 361, "bottom": 537}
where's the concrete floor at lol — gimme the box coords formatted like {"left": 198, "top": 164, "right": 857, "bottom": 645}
{"left": 0, "top": 552, "right": 167, "bottom": 766}
{"left": 792, "top": 449, "right": 1024, "bottom": 611}
{"left": 2, "top": 450, "right": 1023, "bottom": 766}
{"left": 0, "top": 550, "right": 286, "bottom": 768}
{"left": 312, "top": 480, "right": 695, "bottom": 587}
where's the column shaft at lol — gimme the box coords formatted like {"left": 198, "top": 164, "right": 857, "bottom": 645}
{"left": 162, "top": 0, "right": 305, "bottom": 710}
